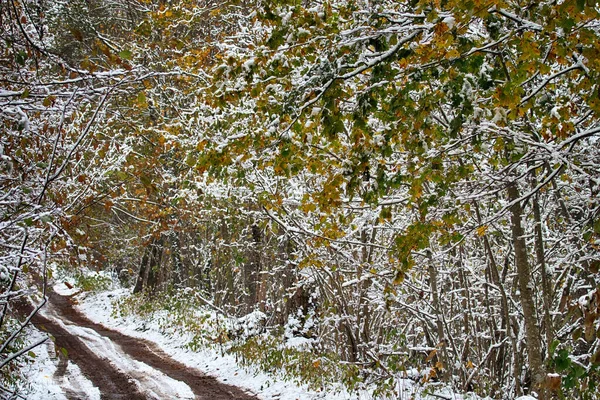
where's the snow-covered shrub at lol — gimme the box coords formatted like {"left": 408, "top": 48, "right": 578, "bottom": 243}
{"left": 73, "top": 271, "right": 112, "bottom": 293}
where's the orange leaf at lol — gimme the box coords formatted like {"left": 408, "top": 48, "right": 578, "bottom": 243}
{"left": 425, "top": 349, "right": 437, "bottom": 362}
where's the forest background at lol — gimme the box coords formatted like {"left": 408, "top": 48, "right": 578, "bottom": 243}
{"left": 1, "top": 0, "right": 599, "bottom": 399}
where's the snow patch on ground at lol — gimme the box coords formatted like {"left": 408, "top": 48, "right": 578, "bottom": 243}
{"left": 39, "top": 299, "right": 195, "bottom": 400}
{"left": 53, "top": 281, "right": 80, "bottom": 297}
{"left": 22, "top": 328, "right": 99, "bottom": 400}
{"left": 76, "top": 289, "right": 367, "bottom": 399}
{"left": 74, "top": 289, "right": 491, "bottom": 400}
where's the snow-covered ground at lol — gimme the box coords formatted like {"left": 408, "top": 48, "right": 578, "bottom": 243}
{"left": 75, "top": 288, "right": 349, "bottom": 400}
{"left": 42, "top": 298, "right": 196, "bottom": 399}
{"left": 74, "top": 288, "right": 488, "bottom": 400}
{"left": 23, "top": 283, "right": 491, "bottom": 399}
{"left": 23, "top": 328, "right": 99, "bottom": 400}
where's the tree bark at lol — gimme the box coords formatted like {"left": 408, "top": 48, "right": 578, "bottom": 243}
{"left": 428, "top": 262, "right": 449, "bottom": 380}
{"left": 171, "top": 231, "right": 185, "bottom": 288}
{"left": 146, "top": 235, "right": 164, "bottom": 294}
{"left": 133, "top": 235, "right": 164, "bottom": 294}
{"left": 474, "top": 201, "right": 521, "bottom": 395}
{"left": 531, "top": 178, "right": 554, "bottom": 355}
{"left": 507, "top": 182, "right": 546, "bottom": 399}
{"left": 244, "top": 224, "right": 262, "bottom": 312}
{"left": 133, "top": 244, "right": 151, "bottom": 294}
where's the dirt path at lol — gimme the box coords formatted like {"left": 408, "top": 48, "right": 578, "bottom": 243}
{"left": 26, "top": 291, "right": 258, "bottom": 400}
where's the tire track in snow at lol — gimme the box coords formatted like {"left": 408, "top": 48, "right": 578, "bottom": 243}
{"left": 27, "top": 304, "right": 146, "bottom": 400}
{"left": 30, "top": 290, "right": 258, "bottom": 400}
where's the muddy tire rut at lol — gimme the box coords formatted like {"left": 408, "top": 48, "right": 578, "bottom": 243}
{"left": 24, "top": 291, "right": 258, "bottom": 400}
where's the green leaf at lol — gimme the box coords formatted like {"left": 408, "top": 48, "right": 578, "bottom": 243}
{"left": 267, "top": 28, "right": 286, "bottom": 49}
{"left": 185, "top": 154, "right": 196, "bottom": 167}
{"left": 137, "top": 92, "right": 147, "bottom": 106}
{"left": 572, "top": 364, "right": 586, "bottom": 378}
{"left": 60, "top": 347, "right": 68, "bottom": 358}
{"left": 549, "top": 339, "right": 560, "bottom": 356}
{"left": 135, "top": 20, "right": 152, "bottom": 37}
{"left": 15, "top": 50, "right": 27, "bottom": 66}
{"left": 555, "top": 349, "right": 572, "bottom": 372}
{"left": 119, "top": 49, "right": 133, "bottom": 60}
{"left": 558, "top": 17, "right": 575, "bottom": 32}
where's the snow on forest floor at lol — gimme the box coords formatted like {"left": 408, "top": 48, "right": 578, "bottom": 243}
{"left": 23, "top": 328, "right": 100, "bottom": 400}
{"left": 21, "top": 279, "right": 499, "bottom": 400}
{"left": 72, "top": 286, "right": 488, "bottom": 400}
{"left": 74, "top": 287, "right": 356, "bottom": 400}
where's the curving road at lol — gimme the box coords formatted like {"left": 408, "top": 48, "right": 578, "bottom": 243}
{"left": 26, "top": 291, "right": 258, "bottom": 400}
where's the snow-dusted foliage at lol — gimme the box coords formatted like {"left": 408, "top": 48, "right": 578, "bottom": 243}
{"left": 0, "top": 0, "right": 177, "bottom": 395}
{"left": 2, "top": 0, "right": 599, "bottom": 399}
{"left": 182, "top": 1, "right": 600, "bottom": 398}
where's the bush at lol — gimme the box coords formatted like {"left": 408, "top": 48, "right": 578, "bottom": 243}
{"left": 112, "top": 288, "right": 364, "bottom": 394}
{"left": 0, "top": 318, "right": 29, "bottom": 391}
{"left": 74, "top": 271, "right": 112, "bottom": 292}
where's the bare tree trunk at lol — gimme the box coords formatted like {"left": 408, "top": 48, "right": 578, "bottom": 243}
{"left": 428, "top": 262, "right": 449, "bottom": 380}
{"left": 507, "top": 182, "right": 546, "bottom": 399}
{"left": 171, "top": 231, "right": 185, "bottom": 288}
{"left": 531, "top": 176, "right": 553, "bottom": 355}
{"left": 257, "top": 269, "right": 268, "bottom": 313}
{"left": 146, "top": 235, "right": 164, "bottom": 294}
{"left": 244, "top": 224, "right": 262, "bottom": 313}
{"left": 474, "top": 201, "right": 521, "bottom": 395}
{"left": 133, "top": 244, "right": 151, "bottom": 294}
{"left": 357, "top": 228, "right": 375, "bottom": 354}
{"left": 133, "top": 235, "right": 164, "bottom": 294}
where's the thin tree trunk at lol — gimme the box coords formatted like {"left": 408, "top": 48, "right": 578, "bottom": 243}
{"left": 171, "top": 231, "right": 185, "bottom": 288}
{"left": 133, "top": 245, "right": 151, "bottom": 294}
{"left": 428, "top": 262, "right": 449, "bottom": 380}
{"left": 146, "top": 235, "right": 164, "bottom": 294}
{"left": 244, "top": 224, "right": 262, "bottom": 312}
{"left": 474, "top": 201, "right": 521, "bottom": 395}
{"left": 133, "top": 235, "right": 164, "bottom": 294}
{"left": 531, "top": 174, "right": 554, "bottom": 355}
{"left": 507, "top": 182, "right": 546, "bottom": 399}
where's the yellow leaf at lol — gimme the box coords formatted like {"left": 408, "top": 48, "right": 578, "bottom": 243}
{"left": 425, "top": 349, "right": 437, "bottom": 362}
{"left": 43, "top": 95, "right": 56, "bottom": 107}
{"left": 466, "top": 360, "right": 474, "bottom": 369}
{"left": 476, "top": 225, "right": 488, "bottom": 237}
{"left": 312, "top": 360, "right": 320, "bottom": 368}
{"left": 446, "top": 48, "right": 460, "bottom": 59}
{"left": 393, "top": 271, "right": 405, "bottom": 285}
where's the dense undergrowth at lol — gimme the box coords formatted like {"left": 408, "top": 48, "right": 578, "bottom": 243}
{"left": 0, "top": 319, "right": 29, "bottom": 392}
{"left": 72, "top": 272, "right": 112, "bottom": 293}
{"left": 113, "top": 288, "right": 378, "bottom": 396}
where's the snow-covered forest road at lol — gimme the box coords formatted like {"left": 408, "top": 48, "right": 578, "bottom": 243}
{"left": 2, "top": 1, "right": 599, "bottom": 399}
{"left": 24, "top": 290, "right": 258, "bottom": 400}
